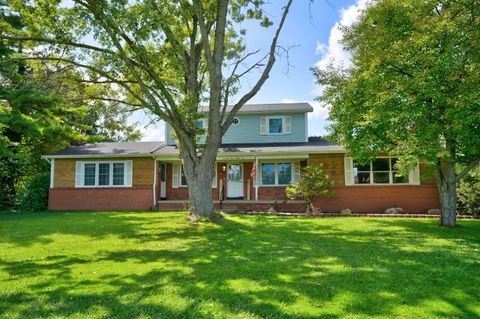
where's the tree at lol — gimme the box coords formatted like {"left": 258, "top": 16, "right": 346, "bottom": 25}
{"left": 286, "top": 164, "right": 335, "bottom": 214}
{"left": 457, "top": 165, "right": 480, "bottom": 215}
{"left": 0, "top": 1, "right": 141, "bottom": 209}
{"left": 1, "top": 0, "right": 293, "bottom": 220}
{"left": 314, "top": 0, "right": 480, "bottom": 227}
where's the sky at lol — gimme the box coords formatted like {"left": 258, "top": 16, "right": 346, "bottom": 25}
{"left": 136, "top": 0, "right": 367, "bottom": 141}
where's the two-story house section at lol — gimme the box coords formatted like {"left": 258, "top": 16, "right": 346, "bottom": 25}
{"left": 44, "top": 103, "right": 440, "bottom": 213}
{"left": 164, "top": 103, "right": 311, "bottom": 145}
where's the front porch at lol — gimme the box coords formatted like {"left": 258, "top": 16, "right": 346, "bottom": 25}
{"left": 154, "top": 155, "right": 308, "bottom": 211}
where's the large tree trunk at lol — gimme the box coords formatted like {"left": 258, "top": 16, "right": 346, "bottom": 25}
{"left": 181, "top": 144, "right": 218, "bottom": 220}
{"left": 436, "top": 159, "right": 457, "bottom": 227}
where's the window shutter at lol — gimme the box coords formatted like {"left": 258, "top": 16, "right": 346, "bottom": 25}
{"left": 409, "top": 162, "right": 420, "bottom": 185}
{"left": 344, "top": 157, "right": 354, "bottom": 186}
{"left": 212, "top": 164, "right": 217, "bottom": 188}
{"left": 260, "top": 117, "right": 267, "bottom": 135}
{"left": 125, "top": 160, "right": 133, "bottom": 187}
{"left": 75, "top": 161, "right": 83, "bottom": 187}
{"left": 172, "top": 163, "right": 179, "bottom": 188}
{"left": 292, "top": 162, "right": 301, "bottom": 183}
{"left": 285, "top": 116, "right": 291, "bottom": 134}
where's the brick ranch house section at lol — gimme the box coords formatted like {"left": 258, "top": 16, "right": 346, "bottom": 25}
{"left": 43, "top": 103, "right": 440, "bottom": 213}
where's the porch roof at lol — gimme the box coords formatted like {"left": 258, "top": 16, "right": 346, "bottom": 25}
{"left": 43, "top": 138, "right": 343, "bottom": 159}
{"left": 153, "top": 137, "right": 343, "bottom": 157}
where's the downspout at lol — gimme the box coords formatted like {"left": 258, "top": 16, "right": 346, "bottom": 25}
{"left": 44, "top": 157, "right": 54, "bottom": 189}
{"left": 152, "top": 157, "right": 157, "bottom": 209}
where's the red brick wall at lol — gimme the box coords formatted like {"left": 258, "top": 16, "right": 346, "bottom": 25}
{"left": 49, "top": 186, "right": 153, "bottom": 211}
{"left": 313, "top": 185, "right": 439, "bottom": 213}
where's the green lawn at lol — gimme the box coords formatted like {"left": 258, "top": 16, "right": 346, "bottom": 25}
{"left": 0, "top": 212, "right": 479, "bottom": 319}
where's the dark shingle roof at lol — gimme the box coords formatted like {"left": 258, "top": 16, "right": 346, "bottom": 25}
{"left": 48, "top": 141, "right": 162, "bottom": 156}
{"left": 198, "top": 102, "right": 313, "bottom": 113}
{"left": 45, "top": 138, "right": 343, "bottom": 158}
{"left": 153, "top": 137, "right": 343, "bottom": 155}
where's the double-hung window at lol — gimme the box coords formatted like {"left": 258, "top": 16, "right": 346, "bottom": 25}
{"left": 260, "top": 116, "right": 291, "bottom": 135}
{"left": 261, "top": 162, "right": 294, "bottom": 186}
{"left": 76, "top": 161, "right": 132, "bottom": 187}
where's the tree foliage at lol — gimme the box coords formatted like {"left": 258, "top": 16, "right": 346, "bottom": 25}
{"left": 1, "top": 0, "right": 294, "bottom": 219}
{"left": 457, "top": 165, "right": 480, "bottom": 215}
{"left": 0, "top": 1, "right": 141, "bottom": 210}
{"left": 314, "top": 0, "right": 480, "bottom": 226}
{"left": 286, "top": 164, "right": 335, "bottom": 214}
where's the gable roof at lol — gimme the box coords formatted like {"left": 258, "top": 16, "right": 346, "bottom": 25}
{"left": 198, "top": 102, "right": 313, "bottom": 113}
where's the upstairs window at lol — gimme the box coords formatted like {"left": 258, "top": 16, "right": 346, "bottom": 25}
{"left": 269, "top": 118, "right": 283, "bottom": 133}
{"left": 260, "top": 116, "right": 291, "bottom": 135}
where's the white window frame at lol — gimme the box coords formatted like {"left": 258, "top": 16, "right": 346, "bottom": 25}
{"left": 266, "top": 116, "right": 286, "bottom": 135}
{"left": 76, "top": 160, "right": 131, "bottom": 188}
{"left": 346, "top": 156, "right": 420, "bottom": 186}
{"left": 259, "top": 161, "right": 295, "bottom": 187}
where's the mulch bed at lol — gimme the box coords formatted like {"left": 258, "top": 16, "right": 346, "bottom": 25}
{"left": 239, "top": 211, "right": 480, "bottom": 219}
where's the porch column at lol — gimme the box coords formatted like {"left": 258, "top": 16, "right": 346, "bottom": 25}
{"left": 255, "top": 157, "right": 259, "bottom": 201}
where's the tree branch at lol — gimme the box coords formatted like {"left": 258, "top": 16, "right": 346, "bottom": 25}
{"left": 221, "top": 0, "right": 293, "bottom": 133}
{"left": 0, "top": 35, "right": 116, "bottom": 55}
{"left": 456, "top": 160, "right": 479, "bottom": 182}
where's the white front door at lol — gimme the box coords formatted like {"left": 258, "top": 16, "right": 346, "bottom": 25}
{"left": 160, "top": 163, "right": 166, "bottom": 199}
{"left": 227, "top": 163, "right": 244, "bottom": 199}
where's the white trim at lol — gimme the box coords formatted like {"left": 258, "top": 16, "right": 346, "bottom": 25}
{"left": 259, "top": 161, "right": 296, "bottom": 186}
{"left": 43, "top": 154, "right": 153, "bottom": 159}
{"left": 261, "top": 116, "right": 291, "bottom": 135}
{"left": 345, "top": 156, "right": 420, "bottom": 186}
{"left": 50, "top": 159, "right": 55, "bottom": 188}
{"left": 255, "top": 155, "right": 259, "bottom": 201}
{"left": 153, "top": 160, "right": 157, "bottom": 206}
{"left": 75, "top": 160, "right": 132, "bottom": 188}
{"left": 304, "top": 113, "right": 309, "bottom": 142}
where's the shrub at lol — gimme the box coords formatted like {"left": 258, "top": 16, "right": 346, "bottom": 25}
{"left": 15, "top": 173, "right": 50, "bottom": 212}
{"left": 457, "top": 166, "right": 480, "bottom": 215}
{"left": 286, "top": 163, "right": 335, "bottom": 214}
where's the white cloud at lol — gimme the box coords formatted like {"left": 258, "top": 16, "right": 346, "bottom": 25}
{"left": 313, "top": 0, "right": 368, "bottom": 71}
{"left": 315, "top": 41, "right": 327, "bottom": 55}
{"left": 140, "top": 121, "right": 165, "bottom": 141}
{"left": 311, "top": 0, "right": 368, "bottom": 97}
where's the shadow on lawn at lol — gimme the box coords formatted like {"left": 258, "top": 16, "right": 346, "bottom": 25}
{"left": 0, "top": 212, "right": 479, "bottom": 318}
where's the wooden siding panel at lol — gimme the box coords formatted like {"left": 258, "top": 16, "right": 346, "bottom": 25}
{"left": 53, "top": 157, "right": 154, "bottom": 188}
{"left": 308, "top": 154, "right": 345, "bottom": 187}
{"left": 166, "top": 112, "right": 308, "bottom": 145}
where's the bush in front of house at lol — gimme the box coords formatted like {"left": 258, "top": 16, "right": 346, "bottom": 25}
{"left": 15, "top": 173, "right": 50, "bottom": 211}
{"left": 457, "top": 166, "right": 480, "bottom": 215}
{"left": 286, "top": 163, "right": 335, "bottom": 214}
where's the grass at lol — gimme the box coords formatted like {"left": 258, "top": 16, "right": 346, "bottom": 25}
{"left": 0, "top": 211, "right": 479, "bottom": 319}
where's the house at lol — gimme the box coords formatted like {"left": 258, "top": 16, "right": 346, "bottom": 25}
{"left": 44, "top": 103, "right": 440, "bottom": 212}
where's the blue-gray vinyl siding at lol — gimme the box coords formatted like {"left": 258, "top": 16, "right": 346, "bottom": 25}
{"left": 165, "top": 112, "right": 307, "bottom": 145}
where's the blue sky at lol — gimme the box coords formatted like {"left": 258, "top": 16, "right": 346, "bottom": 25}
{"left": 136, "top": 0, "right": 365, "bottom": 141}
